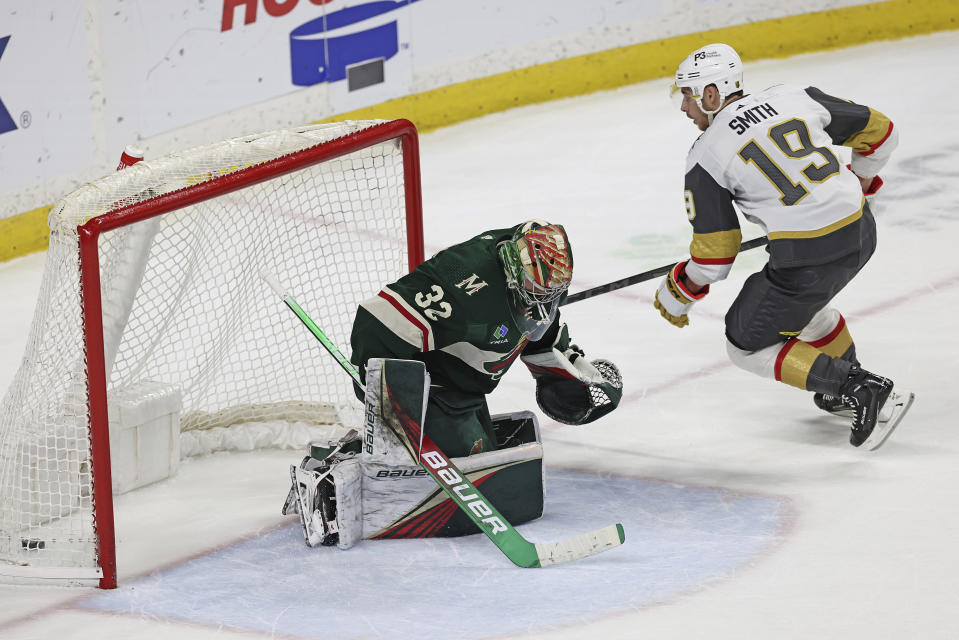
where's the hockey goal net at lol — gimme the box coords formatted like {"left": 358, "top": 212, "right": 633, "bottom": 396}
{"left": 0, "top": 119, "right": 423, "bottom": 588}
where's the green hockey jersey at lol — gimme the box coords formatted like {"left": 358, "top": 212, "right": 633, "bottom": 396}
{"left": 350, "top": 225, "right": 564, "bottom": 394}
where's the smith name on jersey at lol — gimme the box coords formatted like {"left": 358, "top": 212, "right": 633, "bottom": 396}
{"left": 683, "top": 83, "right": 896, "bottom": 284}
{"left": 350, "top": 225, "right": 563, "bottom": 394}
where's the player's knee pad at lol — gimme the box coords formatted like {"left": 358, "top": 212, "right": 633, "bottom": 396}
{"left": 362, "top": 357, "right": 430, "bottom": 465}
{"left": 798, "top": 306, "right": 856, "bottom": 361}
{"left": 726, "top": 339, "right": 781, "bottom": 380}
{"left": 798, "top": 306, "right": 840, "bottom": 342}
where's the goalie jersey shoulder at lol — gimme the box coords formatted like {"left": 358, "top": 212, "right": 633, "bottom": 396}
{"left": 353, "top": 228, "right": 542, "bottom": 392}
{"left": 388, "top": 229, "right": 514, "bottom": 324}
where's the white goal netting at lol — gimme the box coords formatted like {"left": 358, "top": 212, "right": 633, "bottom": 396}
{"left": 0, "top": 120, "right": 419, "bottom": 585}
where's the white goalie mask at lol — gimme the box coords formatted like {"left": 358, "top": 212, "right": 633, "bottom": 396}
{"left": 669, "top": 43, "right": 743, "bottom": 123}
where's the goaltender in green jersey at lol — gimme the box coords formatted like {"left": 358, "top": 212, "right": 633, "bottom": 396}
{"left": 350, "top": 220, "right": 622, "bottom": 457}
{"left": 282, "top": 221, "right": 623, "bottom": 550}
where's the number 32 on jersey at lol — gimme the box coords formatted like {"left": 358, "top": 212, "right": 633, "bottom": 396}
{"left": 414, "top": 285, "right": 452, "bottom": 321}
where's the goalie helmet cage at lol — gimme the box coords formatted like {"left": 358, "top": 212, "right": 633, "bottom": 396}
{"left": 0, "top": 119, "right": 424, "bottom": 589}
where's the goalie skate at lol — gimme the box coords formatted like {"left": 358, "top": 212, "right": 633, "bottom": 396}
{"left": 281, "top": 456, "right": 313, "bottom": 516}
{"left": 282, "top": 430, "right": 360, "bottom": 517}
{"left": 289, "top": 462, "right": 339, "bottom": 547}
{"left": 281, "top": 479, "right": 299, "bottom": 516}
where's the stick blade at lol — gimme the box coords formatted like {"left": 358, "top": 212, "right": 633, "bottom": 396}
{"left": 259, "top": 270, "right": 288, "bottom": 299}
{"left": 534, "top": 523, "right": 625, "bottom": 567}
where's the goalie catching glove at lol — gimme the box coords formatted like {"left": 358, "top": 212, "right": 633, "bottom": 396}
{"left": 521, "top": 324, "right": 623, "bottom": 425}
{"left": 536, "top": 359, "right": 622, "bottom": 425}
{"left": 654, "top": 260, "right": 709, "bottom": 328}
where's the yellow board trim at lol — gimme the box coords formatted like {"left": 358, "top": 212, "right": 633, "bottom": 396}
{"left": 331, "top": 0, "right": 959, "bottom": 133}
{"left": 768, "top": 203, "right": 864, "bottom": 241}
{"left": 3, "top": 0, "right": 958, "bottom": 262}
{"left": 0, "top": 205, "right": 51, "bottom": 262}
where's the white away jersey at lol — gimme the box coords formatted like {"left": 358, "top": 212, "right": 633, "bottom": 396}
{"left": 682, "top": 83, "right": 896, "bottom": 279}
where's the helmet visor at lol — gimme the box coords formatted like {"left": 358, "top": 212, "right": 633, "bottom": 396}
{"left": 668, "top": 82, "right": 702, "bottom": 109}
{"left": 668, "top": 81, "right": 684, "bottom": 107}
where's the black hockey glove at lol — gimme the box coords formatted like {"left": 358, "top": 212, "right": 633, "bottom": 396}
{"left": 535, "top": 359, "right": 622, "bottom": 425}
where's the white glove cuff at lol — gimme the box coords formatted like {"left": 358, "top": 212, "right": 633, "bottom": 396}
{"left": 521, "top": 348, "right": 599, "bottom": 385}
{"left": 570, "top": 353, "right": 603, "bottom": 385}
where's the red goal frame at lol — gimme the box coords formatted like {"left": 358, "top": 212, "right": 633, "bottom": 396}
{"left": 76, "top": 119, "right": 423, "bottom": 588}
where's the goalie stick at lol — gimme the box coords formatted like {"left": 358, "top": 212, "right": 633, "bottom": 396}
{"left": 261, "top": 271, "right": 626, "bottom": 567}
{"left": 561, "top": 236, "right": 768, "bottom": 306}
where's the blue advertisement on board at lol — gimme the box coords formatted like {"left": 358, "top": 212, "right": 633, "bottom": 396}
{"left": 290, "top": 0, "right": 419, "bottom": 89}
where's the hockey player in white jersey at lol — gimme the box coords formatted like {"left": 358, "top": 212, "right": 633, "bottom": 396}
{"left": 655, "top": 42, "right": 914, "bottom": 450}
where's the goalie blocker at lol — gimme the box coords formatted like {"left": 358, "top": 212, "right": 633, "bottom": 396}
{"left": 283, "top": 358, "right": 546, "bottom": 548}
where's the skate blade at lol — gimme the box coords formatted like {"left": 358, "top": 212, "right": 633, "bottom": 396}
{"left": 281, "top": 484, "right": 299, "bottom": 515}
{"left": 862, "top": 391, "right": 915, "bottom": 451}
{"left": 828, "top": 407, "right": 855, "bottom": 419}
{"left": 877, "top": 390, "right": 907, "bottom": 423}
{"left": 290, "top": 464, "right": 320, "bottom": 547}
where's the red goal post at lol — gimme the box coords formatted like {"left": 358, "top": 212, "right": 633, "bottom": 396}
{"left": 0, "top": 119, "right": 424, "bottom": 589}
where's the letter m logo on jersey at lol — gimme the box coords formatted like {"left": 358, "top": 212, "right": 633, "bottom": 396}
{"left": 0, "top": 36, "right": 17, "bottom": 134}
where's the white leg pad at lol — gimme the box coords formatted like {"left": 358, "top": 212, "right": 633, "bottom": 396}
{"left": 353, "top": 441, "right": 544, "bottom": 540}
{"left": 362, "top": 357, "right": 428, "bottom": 466}
{"left": 331, "top": 458, "right": 363, "bottom": 549}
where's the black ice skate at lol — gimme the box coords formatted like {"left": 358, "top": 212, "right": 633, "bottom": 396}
{"left": 813, "top": 393, "right": 854, "bottom": 419}
{"left": 839, "top": 366, "right": 914, "bottom": 450}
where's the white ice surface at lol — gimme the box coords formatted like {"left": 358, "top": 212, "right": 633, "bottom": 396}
{"left": 2, "top": 31, "right": 959, "bottom": 640}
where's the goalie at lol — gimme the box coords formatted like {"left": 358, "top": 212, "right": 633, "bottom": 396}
{"left": 352, "top": 219, "right": 622, "bottom": 454}
{"left": 283, "top": 220, "right": 622, "bottom": 548}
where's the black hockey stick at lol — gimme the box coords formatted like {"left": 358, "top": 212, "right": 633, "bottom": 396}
{"left": 561, "top": 236, "right": 768, "bottom": 306}
{"left": 261, "top": 271, "right": 625, "bottom": 567}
